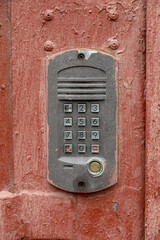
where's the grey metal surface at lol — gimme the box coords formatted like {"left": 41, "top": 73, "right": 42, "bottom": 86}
{"left": 47, "top": 50, "right": 117, "bottom": 193}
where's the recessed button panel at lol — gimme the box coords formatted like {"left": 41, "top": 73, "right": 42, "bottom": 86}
{"left": 63, "top": 103, "right": 101, "bottom": 154}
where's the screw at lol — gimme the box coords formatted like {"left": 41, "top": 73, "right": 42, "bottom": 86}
{"left": 108, "top": 10, "right": 118, "bottom": 20}
{"left": 6, "top": 201, "right": 11, "bottom": 208}
{"left": 44, "top": 40, "right": 54, "bottom": 51}
{"left": 78, "top": 182, "right": 85, "bottom": 188}
{"left": 107, "top": 5, "right": 118, "bottom": 20}
{"left": 43, "top": 10, "right": 54, "bottom": 21}
{"left": 108, "top": 37, "right": 119, "bottom": 50}
{"left": 1, "top": 84, "right": 6, "bottom": 90}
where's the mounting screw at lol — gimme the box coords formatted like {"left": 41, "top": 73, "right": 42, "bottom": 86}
{"left": 6, "top": 201, "right": 11, "bottom": 208}
{"left": 107, "top": 5, "right": 118, "bottom": 20}
{"left": 43, "top": 10, "right": 54, "bottom": 21}
{"left": 44, "top": 40, "right": 54, "bottom": 51}
{"left": 78, "top": 181, "right": 85, "bottom": 189}
{"left": 108, "top": 10, "right": 118, "bottom": 20}
{"left": 108, "top": 37, "right": 119, "bottom": 50}
{"left": 1, "top": 84, "right": 6, "bottom": 90}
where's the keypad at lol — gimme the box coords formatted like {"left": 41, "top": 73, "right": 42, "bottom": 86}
{"left": 64, "top": 103, "right": 100, "bottom": 154}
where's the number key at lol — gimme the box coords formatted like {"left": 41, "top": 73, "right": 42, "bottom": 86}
{"left": 91, "top": 145, "right": 99, "bottom": 153}
{"left": 64, "top": 144, "right": 72, "bottom": 153}
{"left": 64, "top": 118, "right": 72, "bottom": 126}
{"left": 64, "top": 131, "right": 72, "bottom": 140}
{"left": 78, "top": 131, "right": 86, "bottom": 140}
{"left": 64, "top": 104, "right": 72, "bottom": 113}
{"left": 78, "top": 144, "right": 86, "bottom": 153}
{"left": 91, "top": 104, "right": 99, "bottom": 113}
{"left": 78, "top": 117, "right": 86, "bottom": 126}
{"left": 91, "top": 118, "right": 99, "bottom": 127}
{"left": 78, "top": 104, "right": 86, "bottom": 113}
{"left": 91, "top": 131, "right": 99, "bottom": 140}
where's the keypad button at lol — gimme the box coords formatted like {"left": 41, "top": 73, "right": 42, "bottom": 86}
{"left": 78, "top": 117, "right": 86, "bottom": 126}
{"left": 64, "top": 144, "right": 72, "bottom": 153}
{"left": 64, "top": 118, "right": 72, "bottom": 126}
{"left": 91, "top": 131, "right": 99, "bottom": 140}
{"left": 91, "top": 145, "right": 99, "bottom": 153}
{"left": 64, "top": 131, "right": 72, "bottom": 140}
{"left": 64, "top": 104, "right": 72, "bottom": 113}
{"left": 78, "top": 131, "right": 86, "bottom": 140}
{"left": 91, "top": 118, "right": 99, "bottom": 126}
{"left": 91, "top": 104, "right": 99, "bottom": 113}
{"left": 78, "top": 104, "right": 86, "bottom": 113}
{"left": 78, "top": 144, "right": 86, "bottom": 153}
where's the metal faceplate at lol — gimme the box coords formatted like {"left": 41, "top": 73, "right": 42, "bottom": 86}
{"left": 47, "top": 50, "right": 117, "bottom": 193}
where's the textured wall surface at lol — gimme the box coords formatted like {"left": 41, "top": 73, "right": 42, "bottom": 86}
{"left": 0, "top": 0, "right": 13, "bottom": 191}
{"left": 0, "top": 0, "right": 146, "bottom": 239}
{"left": 145, "top": 0, "right": 160, "bottom": 239}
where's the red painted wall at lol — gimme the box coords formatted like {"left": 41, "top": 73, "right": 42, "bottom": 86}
{"left": 0, "top": 0, "right": 148, "bottom": 239}
{"left": 145, "top": 0, "right": 160, "bottom": 239}
{"left": 0, "top": 0, "right": 13, "bottom": 192}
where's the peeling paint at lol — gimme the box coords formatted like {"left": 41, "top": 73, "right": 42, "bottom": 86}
{"left": 0, "top": 0, "right": 146, "bottom": 239}
{"left": 113, "top": 202, "right": 119, "bottom": 212}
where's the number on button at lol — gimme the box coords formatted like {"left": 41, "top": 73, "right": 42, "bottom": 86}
{"left": 91, "top": 104, "right": 99, "bottom": 113}
{"left": 78, "top": 144, "right": 86, "bottom": 153}
{"left": 78, "top": 131, "right": 86, "bottom": 140}
{"left": 78, "top": 118, "right": 86, "bottom": 126}
{"left": 91, "top": 118, "right": 99, "bottom": 126}
{"left": 78, "top": 104, "right": 86, "bottom": 113}
{"left": 91, "top": 131, "right": 99, "bottom": 140}
{"left": 64, "top": 104, "right": 72, "bottom": 113}
{"left": 64, "top": 118, "right": 72, "bottom": 126}
{"left": 64, "top": 131, "right": 72, "bottom": 140}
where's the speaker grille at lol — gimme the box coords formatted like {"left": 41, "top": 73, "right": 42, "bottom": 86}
{"left": 57, "top": 77, "right": 106, "bottom": 100}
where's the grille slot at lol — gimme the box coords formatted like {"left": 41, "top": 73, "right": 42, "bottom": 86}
{"left": 57, "top": 78, "right": 106, "bottom": 100}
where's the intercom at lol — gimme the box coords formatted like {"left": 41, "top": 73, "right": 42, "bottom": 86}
{"left": 47, "top": 50, "right": 118, "bottom": 193}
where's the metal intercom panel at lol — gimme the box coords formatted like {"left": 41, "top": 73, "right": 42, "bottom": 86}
{"left": 47, "top": 50, "right": 117, "bottom": 193}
